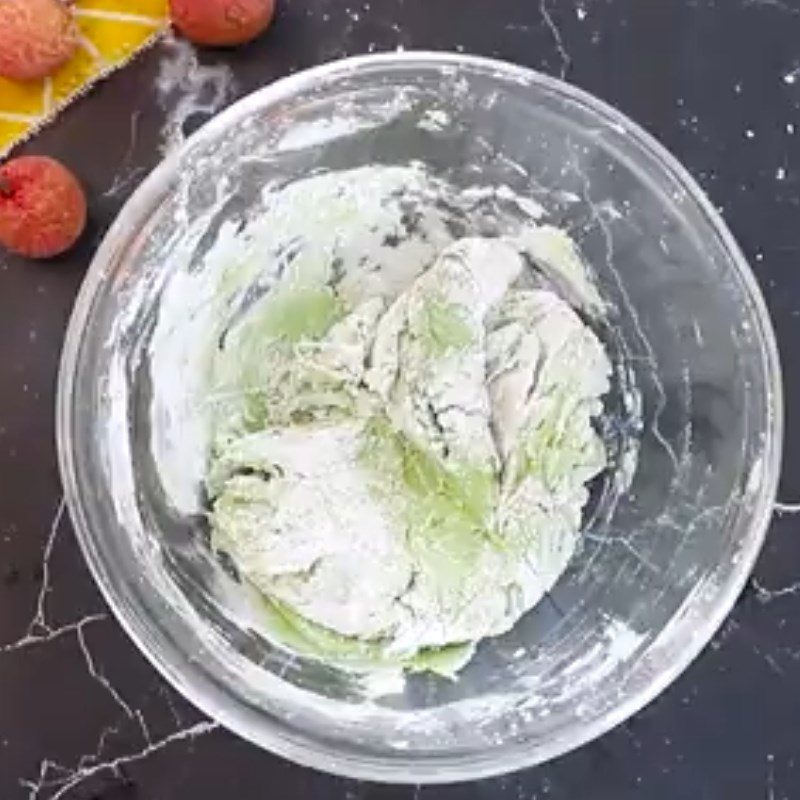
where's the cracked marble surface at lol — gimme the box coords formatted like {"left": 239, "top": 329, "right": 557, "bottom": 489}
{"left": 2, "top": 0, "right": 800, "bottom": 797}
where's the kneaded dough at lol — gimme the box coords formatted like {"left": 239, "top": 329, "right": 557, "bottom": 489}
{"left": 206, "top": 234, "right": 610, "bottom": 667}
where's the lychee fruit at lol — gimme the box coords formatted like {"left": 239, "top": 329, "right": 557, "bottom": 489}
{"left": 0, "top": 0, "right": 80, "bottom": 81}
{"left": 0, "top": 157, "right": 87, "bottom": 259}
{"left": 169, "top": 0, "right": 276, "bottom": 47}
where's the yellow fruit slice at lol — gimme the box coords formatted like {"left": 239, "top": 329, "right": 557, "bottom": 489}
{"left": 0, "top": 0, "right": 169, "bottom": 157}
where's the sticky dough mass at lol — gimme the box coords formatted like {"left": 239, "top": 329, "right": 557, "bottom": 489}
{"left": 206, "top": 235, "right": 610, "bottom": 665}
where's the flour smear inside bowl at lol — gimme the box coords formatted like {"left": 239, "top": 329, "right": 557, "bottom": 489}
{"left": 149, "top": 163, "right": 630, "bottom": 676}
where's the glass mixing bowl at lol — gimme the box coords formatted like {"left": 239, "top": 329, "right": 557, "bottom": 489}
{"left": 57, "top": 53, "right": 782, "bottom": 782}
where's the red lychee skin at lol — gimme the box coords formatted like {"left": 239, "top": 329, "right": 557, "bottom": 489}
{"left": 0, "top": 157, "right": 87, "bottom": 259}
{"left": 169, "top": 0, "right": 276, "bottom": 47}
{"left": 0, "top": 0, "right": 79, "bottom": 81}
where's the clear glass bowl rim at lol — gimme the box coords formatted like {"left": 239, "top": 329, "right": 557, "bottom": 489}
{"left": 56, "top": 51, "right": 784, "bottom": 783}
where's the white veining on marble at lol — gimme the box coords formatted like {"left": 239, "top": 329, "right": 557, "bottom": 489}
{"left": 0, "top": 499, "right": 106, "bottom": 653}
{"left": 752, "top": 577, "right": 800, "bottom": 604}
{"left": 774, "top": 500, "right": 800, "bottom": 514}
{"left": 76, "top": 623, "right": 152, "bottom": 745}
{"left": 584, "top": 532, "right": 659, "bottom": 573}
{"left": 20, "top": 721, "right": 220, "bottom": 800}
{"left": 0, "top": 495, "right": 221, "bottom": 799}
{"left": 539, "top": 0, "right": 571, "bottom": 79}
{"left": 567, "top": 154, "right": 679, "bottom": 476}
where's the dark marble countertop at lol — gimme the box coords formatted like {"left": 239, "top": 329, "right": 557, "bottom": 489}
{"left": 3, "top": 1, "right": 800, "bottom": 798}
